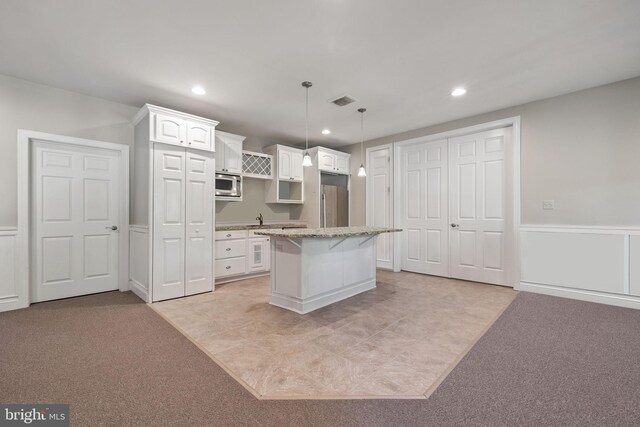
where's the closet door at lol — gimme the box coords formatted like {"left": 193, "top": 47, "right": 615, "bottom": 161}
{"left": 153, "top": 144, "right": 186, "bottom": 301}
{"left": 449, "top": 128, "right": 511, "bottom": 286}
{"left": 185, "top": 149, "right": 214, "bottom": 295}
{"left": 400, "top": 139, "right": 449, "bottom": 276}
{"left": 367, "top": 146, "right": 393, "bottom": 270}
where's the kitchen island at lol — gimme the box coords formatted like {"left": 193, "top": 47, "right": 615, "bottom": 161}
{"left": 254, "top": 226, "right": 400, "bottom": 314}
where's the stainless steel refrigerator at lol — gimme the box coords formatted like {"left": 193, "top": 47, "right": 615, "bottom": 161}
{"left": 320, "top": 173, "right": 349, "bottom": 227}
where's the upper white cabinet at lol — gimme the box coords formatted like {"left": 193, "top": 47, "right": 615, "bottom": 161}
{"left": 187, "top": 120, "right": 213, "bottom": 151}
{"left": 215, "top": 131, "right": 245, "bottom": 174}
{"left": 277, "top": 147, "right": 304, "bottom": 181}
{"left": 154, "top": 113, "right": 187, "bottom": 146}
{"left": 133, "top": 104, "right": 219, "bottom": 153}
{"left": 335, "top": 154, "right": 350, "bottom": 174}
{"left": 316, "top": 148, "right": 350, "bottom": 175}
{"left": 242, "top": 150, "right": 273, "bottom": 179}
{"left": 264, "top": 144, "right": 304, "bottom": 204}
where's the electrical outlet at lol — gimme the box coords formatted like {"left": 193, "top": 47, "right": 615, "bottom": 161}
{"left": 542, "top": 200, "right": 555, "bottom": 210}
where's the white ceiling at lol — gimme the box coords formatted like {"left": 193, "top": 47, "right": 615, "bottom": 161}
{"left": 2, "top": 0, "right": 640, "bottom": 147}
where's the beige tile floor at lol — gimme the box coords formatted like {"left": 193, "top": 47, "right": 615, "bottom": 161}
{"left": 152, "top": 270, "right": 517, "bottom": 399}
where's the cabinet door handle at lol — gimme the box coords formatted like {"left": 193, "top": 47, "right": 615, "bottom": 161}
{"left": 226, "top": 265, "right": 231, "bottom": 269}
{"left": 226, "top": 248, "right": 231, "bottom": 251}
{"left": 226, "top": 234, "right": 232, "bottom": 237}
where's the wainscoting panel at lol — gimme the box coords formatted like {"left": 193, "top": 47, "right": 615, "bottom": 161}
{"left": 521, "top": 231, "right": 625, "bottom": 294}
{"left": 631, "top": 235, "right": 640, "bottom": 296}
{"left": 129, "top": 226, "right": 149, "bottom": 302}
{"left": 0, "top": 230, "right": 22, "bottom": 312}
{"left": 521, "top": 226, "right": 640, "bottom": 309}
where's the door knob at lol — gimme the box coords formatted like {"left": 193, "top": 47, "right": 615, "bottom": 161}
{"left": 450, "top": 223, "right": 459, "bottom": 228}
{"left": 106, "top": 225, "right": 118, "bottom": 231}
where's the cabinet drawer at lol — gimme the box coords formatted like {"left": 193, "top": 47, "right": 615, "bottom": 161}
{"left": 215, "top": 230, "right": 248, "bottom": 240}
{"left": 215, "top": 239, "right": 246, "bottom": 259}
{"left": 215, "top": 257, "right": 246, "bottom": 278}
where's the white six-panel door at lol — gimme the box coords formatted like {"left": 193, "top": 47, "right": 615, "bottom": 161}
{"left": 368, "top": 146, "right": 394, "bottom": 270}
{"left": 449, "top": 128, "right": 512, "bottom": 285}
{"left": 400, "top": 139, "right": 449, "bottom": 276}
{"left": 398, "top": 127, "right": 512, "bottom": 286}
{"left": 185, "top": 150, "right": 214, "bottom": 295}
{"left": 33, "top": 141, "right": 120, "bottom": 302}
{"left": 153, "top": 144, "right": 186, "bottom": 301}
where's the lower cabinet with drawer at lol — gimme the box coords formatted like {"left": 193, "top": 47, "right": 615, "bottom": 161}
{"left": 214, "top": 230, "right": 271, "bottom": 283}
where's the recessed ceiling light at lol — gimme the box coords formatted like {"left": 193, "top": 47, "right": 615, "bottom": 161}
{"left": 451, "top": 87, "right": 467, "bottom": 97}
{"left": 321, "top": 129, "right": 331, "bottom": 135}
{"left": 192, "top": 86, "right": 206, "bottom": 95}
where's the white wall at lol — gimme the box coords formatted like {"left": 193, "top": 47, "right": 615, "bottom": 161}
{"left": 347, "top": 76, "right": 640, "bottom": 227}
{"left": 0, "top": 74, "right": 139, "bottom": 227}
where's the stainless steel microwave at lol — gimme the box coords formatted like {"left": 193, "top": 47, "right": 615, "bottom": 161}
{"left": 215, "top": 173, "right": 242, "bottom": 198}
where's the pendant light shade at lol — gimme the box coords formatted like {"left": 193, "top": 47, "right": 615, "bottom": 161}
{"left": 357, "top": 108, "right": 367, "bottom": 177}
{"left": 302, "top": 81, "right": 313, "bottom": 167}
{"left": 302, "top": 152, "right": 312, "bottom": 167}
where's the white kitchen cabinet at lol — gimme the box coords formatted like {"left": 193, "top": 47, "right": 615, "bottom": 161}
{"left": 275, "top": 146, "right": 303, "bottom": 181}
{"left": 153, "top": 113, "right": 187, "bottom": 146}
{"left": 143, "top": 105, "right": 217, "bottom": 152}
{"left": 247, "top": 238, "right": 270, "bottom": 273}
{"left": 214, "top": 230, "right": 271, "bottom": 282}
{"left": 335, "top": 154, "right": 350, "bottom": 174}
{"left": 130, "top": 104, "right": 217, "bottom": 303}
{"left": 187, "top": 120, "right": 213, "bottom": 151}
{"left": 242, "top": 150, "right": 273, "bottom": 179}
{"left": 264, "top": 145, "right": 305, "bottom": 204}
{"left": 215, "top": 131, "right": 245, "bottom": 174}
{"left": 316, "top": 148, "right": 350, "bottom": 175}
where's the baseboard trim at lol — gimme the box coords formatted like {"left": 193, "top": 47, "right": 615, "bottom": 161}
{"left": 215, "top": 272, "right": 270, "bottom": 285}
{"left": 270, "top": 279, "right": 376, "bottom": 314}
{"left": 129, "top": 279, "right": 148, "bottom": 302}
{"left": 520, "top": 281, "right": 640, "bottom": 310}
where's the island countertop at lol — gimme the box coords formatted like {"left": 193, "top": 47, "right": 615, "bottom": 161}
{"left": 215, "top": 223, "right": 307, "bottom": 231}
{"left": 253, "top": 226, "right": 401, "bottom": 238}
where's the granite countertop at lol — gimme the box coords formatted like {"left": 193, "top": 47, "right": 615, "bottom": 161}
{"left": 253, "top": 226, "right": 402, "bottom": 238}
{"left": 216, "top": 223, "right": 307, "bottom": 231}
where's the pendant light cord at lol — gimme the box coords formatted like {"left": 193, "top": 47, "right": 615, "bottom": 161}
{"left": 305, "top": 85, "right": 309, "bottom": 151}
{"left": 360, "top": 111, "right": 364, "bottom": 162}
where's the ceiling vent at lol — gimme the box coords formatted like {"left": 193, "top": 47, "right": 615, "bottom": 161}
{"left": 329, "top": 94, "right": 358, "bottom": 107}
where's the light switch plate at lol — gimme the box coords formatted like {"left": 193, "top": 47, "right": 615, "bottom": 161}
{"left": 542, "top": 200, "right": 555, "bottom": 210}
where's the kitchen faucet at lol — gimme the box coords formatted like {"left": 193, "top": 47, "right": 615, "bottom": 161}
{"left": 256, "top": 213, "right": 264, "bottom": 226}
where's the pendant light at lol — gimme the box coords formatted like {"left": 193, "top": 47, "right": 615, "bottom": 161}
{"left": 301, "top": 81, "right": 313, "bottom": 167}
{"left": 357, "top": 108, "right": 367, "bottom": 177}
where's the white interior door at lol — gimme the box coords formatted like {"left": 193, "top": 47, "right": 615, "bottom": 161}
{"left": 153, "top": 143, "right": 186, "bottom": 301}
{"left": 449, "top": 128, "right": 512, "bottom": 285}
{"left": 33, "top": 141, "right": 120, "bottom": 302}
{"left": 185, "top": 149, "right": 214, "bottom": 295}
{"left": 367, "top": 146, "right": 393, "bottom": 270}
{"left": 399, "top": 139, "right": 449, "bottom": 276}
